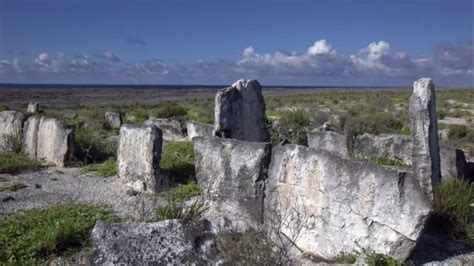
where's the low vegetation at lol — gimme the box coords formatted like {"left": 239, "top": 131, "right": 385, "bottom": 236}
{"left": 278, "top": 108, "right": 310, "bottom": 145}
{"left": 218, "top": 230, "right": 276, "bottom": 265}
{"left": 0, "top": 203, "right": 118, "bottom": 264}
{"left": 370, "top": 157, "right": 411, "bottom": 169}
{"left": 0, "top": 154, "right": 41, "bottom": 174}
{"left": 162, "top": 181, "right": 200, "bottom": 202}
{"left": 0, "top": 182, "right": 27, "bottom": 192}
{"left": 80, "top": 158, "right": 117, "bottom": 177}
{"left": 161, "top": 141, "right": 195, "bottom": 183}
{"left": 155, "top": 199, "right": 206, "bottom": 222}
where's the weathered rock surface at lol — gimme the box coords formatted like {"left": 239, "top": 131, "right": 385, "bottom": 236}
{"left": 410, "top": 78, "right": 441, "bottom": 198}
{"left": 307, "top": 128, "right": 349, "bottom": 158}
{"left": 193, "top": 136, "right": 271, "bottom": 227}
{"left": 440, "top": 145, "right": 468, "bottom": 180}
{"left": 104, "top": 111, "right": 122, "bottom": 129}
{"left": 144, "top": 118, "right": 185, "bottom": 141}
{"left": 27, "top": 102, "right": 39, "bottom": 113}
{"left": 36, "top": 117, "right": 74, "bottom": 167}
{"left": 117, "top": 124, "right": 162, "bottom": 192}
{"left": 354, "top": 133, "right": 412, "bottom": 164}
{"left": 22, "top": 116, "right": 41, "bottom": 159}
{"left": 90, "top": 219, "right": 220, "bottom": 265}
{"left": 214, "top": 79, "right": 269, "bottom": 142}
{"left": 0, "top": 111, "right": 24, "bottom": 153}
{"left": 265, "top": 144, "right": 432, "bottom": 261}
{"left": 186, "top": 121, "right": 214, "bottom": 139}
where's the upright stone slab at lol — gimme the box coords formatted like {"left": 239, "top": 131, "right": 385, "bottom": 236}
{"left": 104, "top": 111, "right": 122, "bottom": 129}
{"left": 409, "top": 78, "right": 441, "bottom": 198}
{"left": 193, "top": 136, "right": 271, "bottom": 227}
{"left": 265, "top": 145, "right": 432, "bottom": 260}
{"left": 354, "top": 133, "right": 413, "bottom": 164}
{"left": 0, "top": 111, "right": 24, "bottom": 153}
{"left": 144, "top": 118, "right": 185, "bottom": 141}
{"left": 186, "top": 121, "right": 214, "bottom": 139}
{"left": 118, "top": 124, "right": 162, "bottom": 192}
{"left": 440, "top": 145, "right": 468, "bottom": 180}
{"left": 36, "top": 117, "right": 74, "bottom": 167}
{"left": 307, "top": 129, "right": 349, "bottom": 158}
{"left": 22, "top": 116, "right": 41, "bottom": 159}
{"left": 27, "top": 102, "right": 39, "bottom": 113}
{"left": 214, "top": 79, "right": 269, "bottom": 142}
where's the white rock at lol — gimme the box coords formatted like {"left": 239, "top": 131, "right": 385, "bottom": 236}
{"left": 144, "top": 118, "right": 185, "bottom": 141}
{"left": 36, "top": 117, "right": 74, "bottom": 167}
{"left": 354, "top": 133, "right": 413, "bottom": 164}
{"left": 0, "top": 111, "right": 24, "bottom": 154}
{"left": 22, "top": 116, "right": 41, "bottom": 159}
{"left": 27, "top": 102, "right": 39, "bottom": 113}
{"left": 307, "top": 129, "right": 349, "bottom": 158}
{"left": 104, "top": 111, "right": 122, "bottom": 129}
{"left": 186, "top": 121, "right": 214, "bottom": 139}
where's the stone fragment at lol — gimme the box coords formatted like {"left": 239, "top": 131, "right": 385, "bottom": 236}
{"left": 307, "top": 128, "right": 349, "bottom": 158}
{"left": 440, "top": 145, "right": 468, "bottom": 180}
{"left": 27, "top": 102, "right": 39, "bottom": 113}
{"left": 186, "top": 121, "right": 214, "bottom": 139}
{"left": 36, "top": 117, "right": 74, "bottom": 167}
{"left": 104, "top": 111, "right": 122, "bottom": 129}
{"left": 64, "top": 112, "right": 77, "bottom": 120}
{"left": 90, "top": 219, "right": 221, "bottom": 265}
{"left": 22, "top": 116, "right": 41, "bottom": 159}
{"left": 409, "top": 78, "right": 441, "bottom": 198}
{"left": 265, "top": 144, "right": 431, "bottom": 261}
{"left": 214, "top": 79, "right": 269, "bottom": 142}
{"left": 144, "top": 118, "right": 185, "bottom": 141}
{"left": 193, "top": 136, "right": 271, "bottom": 227}
{"left": 117, "top": 124, "right": 162, "bottom": 192}
{"left": 0, "top": 111, "right": 24, "bottom": 154}
{"left": 354, "top": 133, "right": 412, "bottom": 164}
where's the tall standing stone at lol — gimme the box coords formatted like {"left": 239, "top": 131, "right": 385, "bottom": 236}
{"left": 0, "top": 111, "right": 24, "bottom": 154}
{"left": 214, "top": 79, "right": 270, "bottom": 142}
{"left": 27, "top": 102, "right": 39, "bottom": 113}
{"left": 409, "top": 78, "right": 441, "bottom": 199}
{"left": 22, "top": 116, "right": 41, "bottom": 159}
{"left": 36, "top": 117, "right": 74, "bottom": 167}
{"left": 117, "top": 124, "right": 163, "bottom": 192}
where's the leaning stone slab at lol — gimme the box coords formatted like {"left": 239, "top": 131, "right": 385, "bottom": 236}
{"left": 117, "top": 124, "right": 163, "bottom": 192}
{"left": 214, "top": 79, "right": 269, "bottom": 142}
{"left": 265, "top": 144, "right": 431, "bottom": 261}
{"left": 36, "top": 117, "right": 74, "bottom": 167}
{"left": 104, "top": 111, "right": 122, "bottom": 129}
{"left": 22, "top": 116, "right": 41, "bottom": 159}
{"left": 409, "top": 78, "right": 441, "bottom": 198}
{"left": 90, "top": 219, "right": 220, "bottom": 265}
{"left": 193, "top": 136, "right": 271, "bottom": 227}
{"left": 0, "top": 111, "right": 24, "bottom": 153}
{"left": 27, "top": 102, "right": 39, "bottom": 113}
{"left": 186, "top": 121, "right": 214, "bottom": 139}
{"left": 144, "top": 118, "right": 185, "bottom": 141}
{"left": 354, "top": 133, "right": 412, "bottom": 164}
{"left": 307, "top": 129, "right": 349, "bottom": 158}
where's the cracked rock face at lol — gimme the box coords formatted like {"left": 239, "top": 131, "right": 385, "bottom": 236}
{"left": 144, "top": 118, "right": 185, "bottom": 141}
{"left": 117, "top": 124, "right": 163, "bottom": 192}
{"left": 214, "top": 79, "right": 270, "bottom": 142}
{"left": 36, "top": 117, "right": 74, "bottom": 167}
{"left": 354, "top": 133, "right": 413, "bottom": 164}
{"left": 265, "top": 144, "right": 431, "bottom": 260}
{"left": 409, "top": 78, "right": 441, "bottom": 199}
{"left": 104, "top": 111, "right": 122, "bottom": 129}
{"left": 90, "top": 219, "right": 221, "bottom": 265}
{"left": 0, "top": 111, "right": 24, "bottom": 153}
{"left": 22, "top": 116, "right": 41, "bottom": 159}
{"left": 193, "top": 136, "right": 271, "bottom": 227}
{"left": 307, "top": 129, "right": 349, "bottom": 158}
{"left": 186, "top": 121, "right": 214, "bottom": 139}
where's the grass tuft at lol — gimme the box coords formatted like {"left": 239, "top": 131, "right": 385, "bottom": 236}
{"left": 0, "top": 154, "right": 41, "bottom": 174}
{"left": 161, "top": 141, "right": 195, "bottom": 183}
{"left": 155, "top": 199, "right": 206, "bottom": 222}
{"left": 0, "top": 182, "right": 27, "bottom": 192}
{"left": 162, "top": 181, "right": 201, "bottom": 202}
{"left": 80, "top": 158, "right": 117, "bottom": 177}
{"left": 370, "top": 157, "right": 411, "bottom": 169}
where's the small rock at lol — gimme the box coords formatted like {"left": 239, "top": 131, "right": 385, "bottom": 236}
{"left": 104, "top": 111, "right": 122, "bottom": 129}
{"left": 186, "top": 121, "right": 214, "bottom": 139}
{"left": 27, "top": 102, "right": 40, "bottom": 113}
{"left": 64, "top": 112, "right": 77, "bottom": 119}
{"left": 2, "top": 196, "right": 15, "bottom": 202}
{"left": 126, "top": 189, "right": 139, "bottom": 196}
{"left": 34, "top": 184, "right": 41, "bottom": 189}
{"left": 144, "top": 118, "right": 185, "bottom": 141}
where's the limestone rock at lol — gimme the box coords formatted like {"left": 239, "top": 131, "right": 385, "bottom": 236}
{"left": 27, "top": 102, "right": 39, "bottom": 113}
{"left": 265, "top": 144, "right": 431, "bottom": 261}
{"left": 193, "top": 136, "right": 271, "bottom": 227}
{"left": 186, "top": 121, "right": 214, "bottom": 139}
{"left": 36, "top": 117, "right": 74, "bottom": 167}
{"left": 63, "top": 112, "right": 77, "bottom": 120}
{"left": 409, "top": 78, "right": 441, "bottom": 198}
{"left": 90, "top": 219, "right": 221, "bottom": 265}
{"left": 307, "top": 128, "right": 349, "bottom": 158}
{"left": 117, "top": 124, "right": 163, "bottom": 192}
{"left": 0, "top": 111, "right": 24, "bottom": 153}
{"left": 104, "top": 111, "right": 122, "bottom": 129}
{"left": 214, "top": 79, "right": 269, "bottom": 142}
{"left": 354, "top": 133, "right": 412, "bottom": 164}
{"left": 144, "top": 118, "right": 185, "bottom": 141}
{"left": 440, "top": 145, "right": 468, "bottom": 180}
{"left": 22, "top": 116, "right": 41, "bottom": 159}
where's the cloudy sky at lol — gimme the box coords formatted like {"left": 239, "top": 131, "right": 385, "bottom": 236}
{"left": 0, "top": 0, "right": 473, "bottom": 86}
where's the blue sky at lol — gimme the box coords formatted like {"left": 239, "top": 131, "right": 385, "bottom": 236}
{"left": 0, "top": 0, "right": 472, "bottom": 86}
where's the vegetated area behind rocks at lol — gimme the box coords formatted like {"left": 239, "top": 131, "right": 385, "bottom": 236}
{"left": 0, "top": 87, "right": 473, "bottom": 264}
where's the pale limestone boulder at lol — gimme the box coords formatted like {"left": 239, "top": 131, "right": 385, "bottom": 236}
{"left": 214, "top": 79, "right": 269, "bottom": 142}
{"left": 22, "top": 116, "right": 41, "bottom": 159}
{"left": 354, "top": 133, "right": 412, "bottom": 164}
{"left": 193, "top": 136, "right": 271, "bottom": 227}
{"left": 117, "top": 124, "right": 162, "bottom": 192}
{"left": 104, "top": 111, "right": 122, "bottom": 129}
{"left": 307, "top": 129, "right": 349, "bottom": 158}
{"left": 440, "top": 145, "right": 469, "bottom": 180}
{"left": 410, "top": 78, "right": 441, "bottom": 198}
{"left": 265, "top": 144, "right": 431, "bottom": 261}
{"left": 144, "top": 118, "right": 185, "bottom": 141}
{"left": 0, "top": 111, "right": 24, "bottom": 154}
{"left": 27, "top": 102, "right": 39, "bottom": 113}
{"left": 36, "top": 117, "right": 74, "bottom": 167}
{"left": 186, "top": 121, "right": 214, "bottom": 139}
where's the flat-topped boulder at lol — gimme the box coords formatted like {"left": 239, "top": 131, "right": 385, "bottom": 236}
{"left": 265, "top": 144, "right": 431, "bottom": 261}
{"left": 117, "top": 124, "right": 163, "bottom": 192}
{"left": 36, "top": 117, "right": 74, "bottom": 167}
{"left": 104, "top": 111, "right": 122, "bottom": 129}
{"left": 0, "top": 111, "right": 24, "bottom": 153}
{"left": 144, "top": 118, "right": 185, "bottom": 141}
{"left": 307, "top": 128, "right": 349, "bottom": 158}
{"left": 193, "top": 136, "right": 271, "bottom": 227}
{"left": 354, "top": 133, "right": 412, "bottom": 164}
{"left": 186, "top": 121, "right": 214, "bottom": 139}
{"left": 214, "top": 79, "right": 269, "bottom": 142}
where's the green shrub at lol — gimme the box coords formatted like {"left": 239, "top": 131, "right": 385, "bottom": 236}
{"left": 334, "top": 252, "right": 358, "bottom": 263}
{"left": 364, "top": 250, "right": 405, "bottom": 266}
{"left": 1, "top": 130, "right": 22, "bottom": 155}
{"left": 0, "top": 203, "right": 117, "bottom": 264}
{"left": 279, "top": 109, "right": 310, "bottom": 145}
{"left": 218, "top": 230, "right": 276, "bottom": 265}
{"left": 80, "top": 158, "right": 117, "bottom": 177}
{"left": 0, "top": 182, "right": 27, "bottom": 192}
{"left": 433, "top": 179, "right": 473, "bottom": 229}
{"left": 370, "top": 157, "right": 411, "bottom": 169}
{"left": 161, "top": 141, "right": 195, "bottom": 183}
{"left": 127, "top": 108, "right": 149, "bottom": 124}
{"left": 437, "top": 109, "right": 447, "bottom": 120}
{"left": 466, "top": 223, "right": 474, "bottom": 249}
{"left": 154, "top": 101, "right": 187, "bottom": 118}
{"left": 447, "top": 125, "right": 474, "bottom": 142}
{"left": 155, "top": 200, "right": 206, "bottom": 222}
{"left": 0, "top": 154, "right": 41, "bottom": 174}
{"left": 73, "top": 126, "right": 103, "bottom": 164}
{"left": 163, "top": 181, "right": 201, "bottom": 202}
